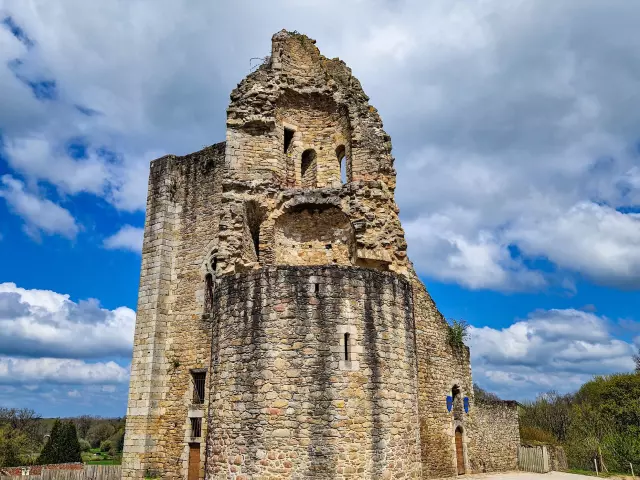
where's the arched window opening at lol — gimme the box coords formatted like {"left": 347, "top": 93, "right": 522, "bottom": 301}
{"left": 301, "top": 149, "right": 317, "bottom": 188}
{"left": 336, "top": 145, "right": 347, "bottom": 184}
{"left": 204, "top": 274, "right": 213, "bottom": 314}
{"left": 452, "top": 385, "right": 463, "bottom": 421}
{"left": 284, "top": 127, "right": 294, "bottom": 153}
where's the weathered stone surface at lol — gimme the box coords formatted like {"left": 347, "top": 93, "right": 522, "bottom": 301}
{"left": 121, "top": 29, "right": 519, "bottom": 480}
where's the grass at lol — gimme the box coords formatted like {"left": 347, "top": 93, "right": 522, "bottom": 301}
{"left": 81, "top": 449, "right": 121, "bottom": 465}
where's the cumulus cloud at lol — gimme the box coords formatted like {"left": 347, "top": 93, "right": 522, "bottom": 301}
{"left": 0, "top": 356, "right": 129, "bottom": 385}
{"left": 1, "top": 0, "right": 640, "bottom": 289}
{"left": 103, "top": 225, "right": 144, "bottom": 253}
{"left": 4, "top": 135, "right": 109, "bottom": 195}
{"left": 0, "top": 174, "right": 79, "bottom": 239}
{"left": 469, "top": 308, "right": 637, "bottom": 399}
{"left": 0, "top": 282, "right": 135, "bottom": 359}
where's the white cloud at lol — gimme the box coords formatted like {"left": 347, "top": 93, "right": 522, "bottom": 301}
{"left": 0, "top": 356, "right": 129, "bottom": 385}
{"left": 469, "top": 308, "right": 636, "bottom": 400}
{"left": 103, "top": 225, "right": 144, "bottom": 253}
{"left": 0, "top": 174, "right": 79, "bottom": 239}
{"left": 0, "top": 282, "right": 135, "bottom": 359}
{"left": 1, "top": 0, "right": 640, "bottom": 289}
{"left": 4, "top": 135, "right": 109, "bottom": 195}
{"left": 509, "top": 202, "right": 640, "bottom": 287}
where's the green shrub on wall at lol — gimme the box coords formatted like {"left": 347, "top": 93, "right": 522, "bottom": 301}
{"left": 447, "top": 319, "right": 469, "bottom": 349}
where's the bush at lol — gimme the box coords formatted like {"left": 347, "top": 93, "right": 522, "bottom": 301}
{"left": 447, "top": 319, "right": 469, "bottom": 348}
{"left": 79, "top": 439, "right": 91, "bottom": 452}
{"left": 99, "top": 440, "right": 112, "bottom": 453}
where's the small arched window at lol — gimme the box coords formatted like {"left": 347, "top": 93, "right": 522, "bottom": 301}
{"left": 336, "top": 145, "right": 347, "bottom": 184}
{"left": 301, "top": 149, "right": 317, "bottom": 188}
{"left": 452, "top": 385, "right": 463, "bottom": 420}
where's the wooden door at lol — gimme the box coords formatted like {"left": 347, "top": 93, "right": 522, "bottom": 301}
{"left": 455, "top": 428, "right": 465, "bottom": 475}
{"left": 188, "top": 443, "right": 200, "bottom": 480}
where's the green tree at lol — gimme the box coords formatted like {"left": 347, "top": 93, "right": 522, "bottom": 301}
{"left": 566, "top": 373, "right": 640, "bottom": 473}
{"left": 61, "top": 421, "right": 82, "bottom": 463}
{"left": 37, "top": 418, "right": 61, "bottom": 465}
{"left": 37, "top": 420, "right": 81, "bottom": 465}
{"left": 0, "top": 425, "right": 28, "bottom": 467}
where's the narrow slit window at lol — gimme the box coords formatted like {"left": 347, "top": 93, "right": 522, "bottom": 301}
{"left": 314, "top": 283, "right": 319, "bottom": 294}
{"left": 344, "top": 333, "right": 350, "bottom": 361}
{"left": 336, "top": 145, "right": 347, "bottom": 184}
{"left": 284, "top": 127, "right": 294, "bottom": 153}
{"left": 204, "top": 274, "right": 213, "bottom": 314}
{"left": 190, "top": 417, "right": 202, "bottom": 438}
{"left": 192, "top": 371, "right": 206, "bottom": 404}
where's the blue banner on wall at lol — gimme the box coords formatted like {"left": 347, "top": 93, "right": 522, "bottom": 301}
{"left": 446, "top": 396, "right": 453, "bottom": 412}
{"left": 464, "top": 397, "right": 469, "bottom": 413}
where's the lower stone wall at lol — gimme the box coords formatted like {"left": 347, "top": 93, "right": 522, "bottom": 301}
{"left": 468, "top": 401, "right": 520, "bottom": 473}
{"left": 205, "top": 266, "right": 422, "bottom": 479}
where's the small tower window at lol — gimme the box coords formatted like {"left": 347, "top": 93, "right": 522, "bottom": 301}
{"left": 190, "top": 417, "right": 202, "bottom": 438}
{"left": 284, "top": 127, "right": 294, "bottom": 153}
{"left": 344, "top": 333, "right": 351, "bottom": 361}
{"left": 301, "top": 149, "right": 317, "bottom": 188}
{"left": 192, "top": 370, "right": 206, "bottom": 404}
{"left": 336, "top": 145, "right": 347, "bottom": 184}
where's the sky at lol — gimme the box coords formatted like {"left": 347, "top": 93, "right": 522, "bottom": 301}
{"left": 0, "top": 0, "right": 638, "bottom": 418}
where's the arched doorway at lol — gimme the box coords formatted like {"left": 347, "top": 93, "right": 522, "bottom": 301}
{"left": 455, "top": 426, "right": 465, "bottom": 475}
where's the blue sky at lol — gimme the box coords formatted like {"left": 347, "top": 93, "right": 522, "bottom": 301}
{"left": 0, "top": 1, "right": 639, "bottom": 417}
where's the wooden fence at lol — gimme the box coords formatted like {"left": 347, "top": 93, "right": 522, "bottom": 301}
{"left": 0, "top": 465, "right": 121, "bottom": 480}
{"left": 518, "top": 445, "right": 550, "bottom": 473}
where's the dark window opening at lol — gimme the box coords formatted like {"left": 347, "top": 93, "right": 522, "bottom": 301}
{"left": 452, "top": 385, "right": 463, "bottom": 420}
{"left": 344, "top": 333, "right": 350, "bottom": 361}
{"left": 192, "top": 371, "right": 206, "bottom": 404}
{"left": 314, "top": 283, "right": 319, "bottom": 294}
{"left": 301, "top": 149, "right": 317, "bottom": 188}
{"left": 284, "top": 127, "right": 295, "bottom": 153}
{"left": 190, "top": 417, "right": 202, "bottom": 438}
{"left": 204, "top": 274, "right": 213, "bottom": 314}
{"left": 325, "top": 244, "right": 332, "bottom": 249}
{"left": 245, "top": 201, "right": 264, "bottom": 262}
{"left": 251, "top": 227, "right": 260, "bottom": 260}
{"left": 336, "top": 145, "right": 347, "bottom": 184}
{"left": 211, "top": 257, "right": 217, "bottom": 273}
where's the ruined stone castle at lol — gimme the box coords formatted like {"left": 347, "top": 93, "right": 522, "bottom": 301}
{"left": 121, "top": 31, "right": 519, "bottom": 480}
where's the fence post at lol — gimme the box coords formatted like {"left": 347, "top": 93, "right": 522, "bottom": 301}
{"left": 594, "top": 458, "right": 599, "bottom": 476}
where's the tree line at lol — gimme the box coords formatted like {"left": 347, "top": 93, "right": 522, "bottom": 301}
{"left": 518, "top": 372, "right": 640, "bottom": 474}
{"left": 0, "top": 409, "right": 125, "bottom": 468}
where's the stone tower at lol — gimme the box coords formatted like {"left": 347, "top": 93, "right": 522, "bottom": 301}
{"left": 121, "top": 31, "right": 519, "bottom": 480}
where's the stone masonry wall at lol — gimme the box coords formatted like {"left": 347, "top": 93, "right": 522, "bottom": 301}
{"left": 205, "top": 266, "right": 422, "bottom": 479}
{"left": 411, "top": 277, "right": 475, "bottom": 478}
{"left": 122, "top": 155, "right": 178, "bottom": 478}
{"left": 467, "top": 401, "right": 520, "bottom": 473}
{"left": 122, "top": 143, "right": 225, "bottom": 479}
